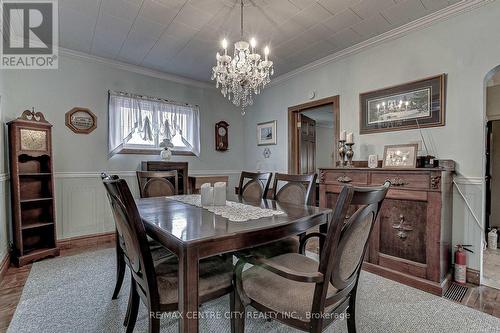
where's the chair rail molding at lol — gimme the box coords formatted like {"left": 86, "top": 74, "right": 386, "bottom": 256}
{"left": 54, "top": 170, "right": 241, "bottom": 178}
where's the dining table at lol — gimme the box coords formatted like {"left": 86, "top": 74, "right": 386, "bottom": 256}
{"left": 136, "top": 195, "right": 333, "bottom": 333}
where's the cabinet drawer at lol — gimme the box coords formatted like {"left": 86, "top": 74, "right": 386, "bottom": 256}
{"left": 371, "top": 172, "right": 430, "bottom": 189}
{"left": 322, "top": 171, "right": 368, "bottom": 185}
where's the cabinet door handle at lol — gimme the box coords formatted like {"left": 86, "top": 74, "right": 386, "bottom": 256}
{"left": 386, "top": 177, "right": 408, "bottom": 186}
{"left": 392, "top": 214, "right": 413, "bottom": 240}
{"left": 337, "top": 175, "right": 352, "bottom": 183}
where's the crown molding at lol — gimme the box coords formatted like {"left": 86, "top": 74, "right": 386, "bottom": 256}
{"left": 270, "top": 0, "right": 493, "bottom": 88}
{"left": 59, "top": 48, "right": 214, "bottom": 89}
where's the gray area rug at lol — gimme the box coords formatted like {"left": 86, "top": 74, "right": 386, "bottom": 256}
{"left": 7, "top": 248, "right": 500, "bottom": 333}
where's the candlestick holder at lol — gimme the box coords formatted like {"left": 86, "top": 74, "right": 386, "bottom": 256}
{"left": 337, "top": 140, "right": 346, "bottom": 167}
{"left": 345, "top": 143, "right": 354, "bottom": 167}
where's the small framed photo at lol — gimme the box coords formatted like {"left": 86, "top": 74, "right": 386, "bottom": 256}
{"left": 382, "top": 144, "right": 418, "bottom": 168}
{"left": 368, "top": 154, "right": 378, "bottom": 168}
{"left": 257, "top": 120, "right": 277, "bottom": 146}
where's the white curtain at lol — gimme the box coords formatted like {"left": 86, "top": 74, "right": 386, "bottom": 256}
{"left": 108, "top": 91, "right": 200, "bottom": 157}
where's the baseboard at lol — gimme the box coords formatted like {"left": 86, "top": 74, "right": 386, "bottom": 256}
{"left": 57, "top": 231, "right": 116, "bottom": 250}
{"left": 0, "top": 252, "right": 11, "bottom": 284}
{"left": 466, "top": 267, "right": 480, "bottom": 285}
{"left": 362, "top": 262, "right": 451, "bottom": 296}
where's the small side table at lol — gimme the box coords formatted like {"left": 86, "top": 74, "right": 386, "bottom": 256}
{"left": 188, "top": 175, "right": 229, "bottom": 194}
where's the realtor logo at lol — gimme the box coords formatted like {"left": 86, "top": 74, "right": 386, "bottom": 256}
{"left": 1, "top": 0, "right": 58, "bottom": 69}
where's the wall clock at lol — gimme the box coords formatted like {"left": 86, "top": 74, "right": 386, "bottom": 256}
{"left": 20, "top": 128, "right": 47, "bottom": 151}
{"left": 215, "top": 121, "right": 229, "bottom": 151}
{"left": 65, "top": 107, "right": 97, "bottom": 134}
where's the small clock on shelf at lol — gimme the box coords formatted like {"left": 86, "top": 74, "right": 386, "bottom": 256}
{"left": 215, "top": 121, "right": 229, "bottom": 151}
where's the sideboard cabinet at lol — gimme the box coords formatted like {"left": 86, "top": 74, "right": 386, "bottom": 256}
{"left": 319, "top": 163, "right": 454, "bottom": 295}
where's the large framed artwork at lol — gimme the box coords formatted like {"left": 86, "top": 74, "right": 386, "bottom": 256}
{"left": 257, "top": 120, "right": 277, "bottom": 146}
{"left": 359, "top": 74, "right": 446, "bottom": 134}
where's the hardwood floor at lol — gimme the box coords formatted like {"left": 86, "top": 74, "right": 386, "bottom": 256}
{"left": 0, "top": 237, "right": 498, "bottom": 332}
{"left": 464, "top": 284, "right": 500, "bottom": 318}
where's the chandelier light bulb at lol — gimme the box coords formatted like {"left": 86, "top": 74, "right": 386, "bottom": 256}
{"left": 222, "top": 39, "right": 228, "bottom": 50}
{"left": 250, "top": 38, "right": 257, "bottom": 49}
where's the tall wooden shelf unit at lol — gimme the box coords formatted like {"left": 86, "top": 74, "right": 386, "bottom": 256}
{"left": 8, "top": 110, "right": 60, "bottom": 266}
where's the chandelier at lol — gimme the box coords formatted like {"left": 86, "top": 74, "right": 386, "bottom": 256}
{"left": 211, "top": 0, "right": 274, "bottom": 115}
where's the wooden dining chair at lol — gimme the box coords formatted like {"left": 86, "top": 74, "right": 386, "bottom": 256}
{"left": 136, "top": 170, "right": 179, "bottom": 198}
{"left": 237, "top": 171, "right": 272, "bottom": 201}
{"left": 232, "top": 181, "right": 390, "bottom": 333}
{"left": 272, "top": 173, "right": 317, "bottom": 206}
{"left": 102, "top": 177, "right": 233, "bottom": 333}
{"left": 236, "top": 173, "right": 318, "bottom": 259}
{"left": 101, "top": 173, "right": 174, "bottom": 301}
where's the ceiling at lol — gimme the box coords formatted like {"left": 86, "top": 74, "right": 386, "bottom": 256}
{"left": 59, "top": 0, "right": 461, "bottom": 82}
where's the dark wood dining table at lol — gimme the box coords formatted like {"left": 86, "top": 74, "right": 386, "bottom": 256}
{"left": 136, "top": 196, "right": 333, "bottom": 333}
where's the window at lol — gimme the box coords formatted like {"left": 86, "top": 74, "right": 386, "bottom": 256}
{"left": 108, "top": 91, "right": 200, "bottom": 157}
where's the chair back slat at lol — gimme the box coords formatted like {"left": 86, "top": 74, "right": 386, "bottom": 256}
{"left": 136, "top": 170, "right": 178, "bottom": 198}
{"left": 102, "top": 177, "right": 158, "bottom": 301}
{"left": 238, "top": 171, "right": 272, "bottom": 201}
{"left": 272, "top": 173, "right": 317, "bottom": 205}
{"left": 313, "top": 181, "right": 390, "bottom": 316}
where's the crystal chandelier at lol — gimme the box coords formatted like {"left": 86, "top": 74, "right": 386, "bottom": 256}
{"left": 211, "top": 0, "right": 274, "bottom": 115}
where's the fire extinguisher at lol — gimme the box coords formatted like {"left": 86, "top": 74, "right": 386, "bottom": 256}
{"left": 454, "top": 244, "right": 473, "bottom": 284}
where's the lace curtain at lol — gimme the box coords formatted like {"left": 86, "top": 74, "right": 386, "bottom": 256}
{"left": 108, "top": 91, "right": 200, "bottom": 157}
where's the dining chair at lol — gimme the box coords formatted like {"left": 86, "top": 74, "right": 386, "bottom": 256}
{"left": 101, "top": 173, "right": 174, "bottom": 301}
{"left": 102, "top": 177, "right": 233, "bottom": 333}
{"left": 231, "top": 181, "right": 390, "bottom": 333}
{"left": 237, "top": 171, "right": 272, "bottom": 201}
{"left": 272, "top": 173, "right": 317, "bottom": 206}
{"left": 236, "top": 173, "right": 318, "bottom": 258}
{"left": 136, "top": 170, "right": 179, "bottom": 198}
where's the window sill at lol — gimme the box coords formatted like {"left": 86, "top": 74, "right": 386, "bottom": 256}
{"left": 117, "top": 148, "right": 196, "bottom": 156}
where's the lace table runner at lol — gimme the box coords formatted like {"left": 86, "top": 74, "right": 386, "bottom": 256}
{"left": 166, "top": 195, "right": 284, "bottom": 222}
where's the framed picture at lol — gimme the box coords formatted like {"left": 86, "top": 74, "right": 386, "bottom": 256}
{"left": 65, "top": 107, "right": 97, "bottom": 134}
{"left": 360, "top": 74, "right": 446, "bottom": 134}
{"left": 257, "top": 120, "right": 277, "bottom": 146}
{"left": 382, "top": 144, "right": 418, "bottom": 168}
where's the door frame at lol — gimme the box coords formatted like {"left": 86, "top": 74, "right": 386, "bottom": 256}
{"left": 288, "top": 95, "right": 340, "bottom": 174}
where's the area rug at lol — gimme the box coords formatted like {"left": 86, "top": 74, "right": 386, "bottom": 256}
{"left": 7, "top": 248, "right": 500, "bottom": 333}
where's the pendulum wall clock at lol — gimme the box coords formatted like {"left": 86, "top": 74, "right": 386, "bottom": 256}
{"left": 215, "top": 121, "right": 229, "bottom": 151}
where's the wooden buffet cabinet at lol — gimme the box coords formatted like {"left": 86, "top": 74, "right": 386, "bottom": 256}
{"left": 319, "top": 163, "right": 454, "bottom": 295}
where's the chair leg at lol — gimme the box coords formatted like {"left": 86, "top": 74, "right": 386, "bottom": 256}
{"left": 126, "top": 280, "right": 140, "bottom": 333}
{"left": 123, "top": 276, "right": 134, "bottom": 327}
{"left": 346, "top": 292, "right": 357, "bottom": 333}
{"left": 230, "top": 290, "right": 245, "bottom": 333}
{"left": 112, "top": 244, "right": 126, "bottom": 300}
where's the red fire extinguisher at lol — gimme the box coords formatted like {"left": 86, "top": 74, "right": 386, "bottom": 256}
{"left": 454, "top": 244, "right": 473, "bottom": 284}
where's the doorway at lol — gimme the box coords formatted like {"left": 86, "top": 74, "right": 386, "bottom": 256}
{"left": 288, "top": 96, "right": 340, "bottom": 174}
{"left": 484, "top": 72, "right": 500, "bottom": 290}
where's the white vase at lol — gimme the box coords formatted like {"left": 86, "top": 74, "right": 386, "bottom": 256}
{"left": 160, "top": 148, "right": 172, "bottom": 160}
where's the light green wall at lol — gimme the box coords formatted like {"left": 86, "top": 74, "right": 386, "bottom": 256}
{"left": 1, "top": 55, "right": 244, "bottom": 173}
{"left": 244, "top": 1, "right": 500, "bottom": 178}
